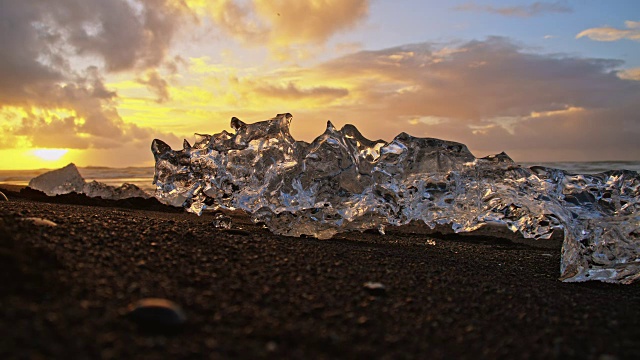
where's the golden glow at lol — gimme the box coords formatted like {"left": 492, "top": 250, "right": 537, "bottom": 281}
{"left": 33, "top": 148, "right": 69, "bottom": 161}
{"left": 530, "top": 106, "right": 585, "bottom": 118}
{"left": 0, "top": 149, "right": 81, "bottom": 170}
{"left": 618, "top": 68, "right": 640, "bottom": 81}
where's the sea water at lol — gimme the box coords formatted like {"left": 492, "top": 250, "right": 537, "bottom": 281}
{"left": 3, "top": 163, "right": 638, "bottom": 192}
{"left": 0, "top": 166, "right": 156, "bottom": 193}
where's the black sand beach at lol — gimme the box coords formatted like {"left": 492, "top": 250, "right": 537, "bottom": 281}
{"left": 1, "top": 185, "right": 639, "bottom": 359}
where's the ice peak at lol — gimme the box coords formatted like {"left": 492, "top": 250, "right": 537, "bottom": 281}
{"left": 151, "top": 113, "right": 640, "bottom": 284}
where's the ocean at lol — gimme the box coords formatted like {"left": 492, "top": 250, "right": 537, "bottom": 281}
{"left": 1, "top": 161, "right": 639, "bottom": 192}
{"left": 0, "top": 167, "right": 157, "bottom": 192}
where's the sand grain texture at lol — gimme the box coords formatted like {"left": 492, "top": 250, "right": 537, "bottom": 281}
{"left": 1, "top": 186, "right": 639, "bottom": 359}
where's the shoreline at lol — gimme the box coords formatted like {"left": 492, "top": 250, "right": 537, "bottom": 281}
{"left": 1, "top": 185, "right": 638, "bottom": 359}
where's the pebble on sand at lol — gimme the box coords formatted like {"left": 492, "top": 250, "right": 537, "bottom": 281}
{"left": 23, "top": 217, "right": 58, "bottom": 227}
{"left": 0, "top": 191, "right": 8, "bottom": 201}
{"left": 128, "top": 298, "right": 186, "bottom": 333}
{"left": 363, "top": 281, "right": 387, "bottom": 296}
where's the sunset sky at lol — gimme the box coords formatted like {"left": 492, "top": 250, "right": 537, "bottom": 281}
{"left": 1, "top": 0, "right": 639, "bottom": 169}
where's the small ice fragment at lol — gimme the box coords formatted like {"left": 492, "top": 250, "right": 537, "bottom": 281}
{"left": 23, "top": 217, "right": 57, "bottom": 227}
{"left": 27, "top": 164, "right": 150, "bottom": 200}
{"left": 426, "top": 239, "right": 437, "bottom": 246}
{"left": 83, "top": 181, "right": 150, "bottom": 200}
{"left": 28, "top": 163, "right": 85, "bottom": 196}
{"left": 212, "top": 213, "right": 232, "bottom": 229}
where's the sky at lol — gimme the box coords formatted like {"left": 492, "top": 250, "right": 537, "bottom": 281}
{"left": 1, "top": 0, "right": 639, "bottom": 169}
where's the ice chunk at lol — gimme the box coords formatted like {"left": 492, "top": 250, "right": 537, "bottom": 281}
{"left": 212, "top": 213, "right": 232, "bottom": 229}
{"left": 28, "top": 163, "right": 85, "bottom": 196}
{"left": 29, "top": 163, "right": 151, "bottom": 200}
{"left": 83, "top": 181, "right": 151, "bottom": 200}
{"left": 152, "top": 113, "right": 640, "bottom": 283}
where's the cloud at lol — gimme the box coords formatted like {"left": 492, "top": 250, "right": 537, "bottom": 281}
{"left": 0, "top": 0, "right": 187, "bottom": 75}
{"left": 0, "top": 0, "right": 186, "bottom": 151}
{"left": 137, "top": 70, "right": 171, "bottom": 103}
{"left": 2, "top": 67, "right": 179, "bottom": 150}
{"left": 455, "top": 1, "right": 572, "bottom": 17}
{"left": 152, "top": 37, "right": 639, "bottom": 162}
{"left": 254, "top": 0, "right": 369, "bottom": 45}
{"left": 184, "top": 0, "right": 369, "bottom": 49}
{"left": 577, "top": 21, "right": 640, "bottom": 42}
{"left": 268, "top": 37, "right": 639, "bottom": 161}
{"left": 56, "top": 0, "right": 186, "bottom": 71}
{"left": 618, "top": 68, "right": 640, "bottom": 81}
{"left": 255, "top": 82, "right": 349, "bottom": 100}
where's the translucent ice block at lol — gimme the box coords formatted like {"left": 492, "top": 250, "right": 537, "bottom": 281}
{"left": 152, "top": 114, "right": 640, "bottom": 283}
{"left": 29, "top": 163, "right": 151, "bottom": 200}
{"left": 28, "top": 163, "right": 85, "bottom": 196}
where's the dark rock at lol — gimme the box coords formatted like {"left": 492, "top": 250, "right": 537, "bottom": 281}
{"left": 127, "top": 298, "right": 186, "bottom": 333}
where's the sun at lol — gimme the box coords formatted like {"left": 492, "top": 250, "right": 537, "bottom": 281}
{"left": 32, "top": 149, "right": 69, "bottom": 161}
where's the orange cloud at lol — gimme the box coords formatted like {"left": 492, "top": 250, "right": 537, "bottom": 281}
{"left": 618, "top": 68, "right": 640, "bottom": 81}
{"left": 183, "top": 0, "right": 369, "bottom": 51}
{"left": 252, "top": 37, "right": 640, "bottom": 161}
{"left": 577, "top": 21, "right": 640, "bottom": 42}
{"left": 254, "top": 0, "right": 369, "bottom": 45}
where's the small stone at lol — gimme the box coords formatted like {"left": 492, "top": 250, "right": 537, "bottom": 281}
{"left": 265, "top": 341, "right": 278, "bottom": 352}
{"left": 0, "top": 191, "right": 8, "bottom": 201}
{"left": 127, "top": 298, "right": 186, "bottom": 333}
{"left": 23, "top": 217, "right": 57, "bottom": 227}
{"left": 363, "top": 281, "right": 387, "bottom": 296}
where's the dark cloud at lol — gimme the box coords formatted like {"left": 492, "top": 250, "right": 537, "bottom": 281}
{"left": 0, "top": 0, "right": 187, "bottom": 150}
{"left": 164, "top": 55, "right": 188, "bottom": 75}
{"left": 4, "top": 67, "right": 161, "bottom": 150}
{"left": 46, "top": 0, "right": 184, "bottom": 71}
{"left": 137, "top": 70, "right": 171, "bottom": 103}
{"left": 455, "top": 1, "right": 572, "bottom": 17}
{"left": 0, "top": 1, "right": 64, "bottom": 103}
{"left": 256, "top": 82, "right": 349, "bottom": 100}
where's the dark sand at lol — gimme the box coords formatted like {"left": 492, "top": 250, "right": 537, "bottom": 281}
{"left": 1, "top": 185, "right": 639, "bottom": 359}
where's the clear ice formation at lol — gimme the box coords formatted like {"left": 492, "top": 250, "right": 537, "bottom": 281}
{"left": 29, "top": 163, "right": 86, "bottom": 196}
{"left": 152, "top": 113, "right": 640, "bottom": 284}
{"left": 29, "top": 163, "right": 151, "bottom": 200}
